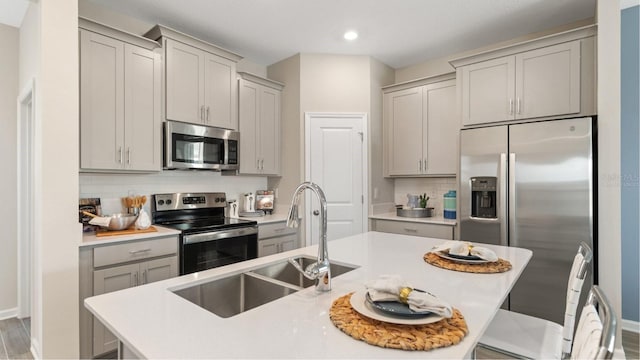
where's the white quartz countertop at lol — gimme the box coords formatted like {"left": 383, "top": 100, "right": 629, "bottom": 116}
{"left": 238, "top": 212, "right": 288, "bottom": 224}
{"left": 80, "top": 225, "right": 181, "bottom": 248}
{"left": 369, "top": 212, "right": 457, "bottom": 226}
{"left": 85, "top": 231, "right": 531, "bottom": 359}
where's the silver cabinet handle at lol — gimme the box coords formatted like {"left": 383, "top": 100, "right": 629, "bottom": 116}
{"left": 118, "top": 147, "right": 123, "bottom": 164}
{"left": 260, "top": 159, "right": 264, "bottom": 170}
{"left": 257, "top": 159, "right": 260, "bottom": 170}
{"left": 200, "top": 105, "right": 203, "bottom": 121}
{"left": 129, "top": 248, "right": 151, "bottom": 255}
{"left": 133, "top": 272, "right": 138, "bottom": 286}
{"left": 509, "top": 99, "right": 514, "bottom": 115}
{"left": 142, "top": 269, "right": 147, "bottom": 284}
{"left": 274, "top": 228, "right": 286, "bottom": 232}
{"left": 403, "top": 228, "right": 418, "bottom": 233}
{"left": 423, "top": 159, "right": 427, "bottom": 172}
{"left": 516, "top": 98, "right": 521, "bottom": 115}
{"left": 206, "top": 106, "right": 210, "bottom": 122}
{"left": 418, "top": 160, "right": 422, "bottom": 171}
{"left": 126, "top": 148, "right": 131, "bottom": 164}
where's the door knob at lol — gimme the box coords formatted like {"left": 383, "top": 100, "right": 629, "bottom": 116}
{"left": 313, "top": 210, "right": 320, "bottom": 216}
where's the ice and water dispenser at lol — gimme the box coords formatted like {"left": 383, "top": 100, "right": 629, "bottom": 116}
{"left": 470, "top": 177, "right": 497, "bottom": 219}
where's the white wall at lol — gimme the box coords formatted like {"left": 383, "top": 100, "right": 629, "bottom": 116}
{"left": 395, "top": 18, "right": 595, "bottom": 82}
{"left": 368, "top": 58, "right": 395, "bottom": 211}
{"left": 78, "top": 0, "right": 267, "bottom": 77}
{"left": 267, "top": 54, "right": 301, "bottom": 208}
{"left": 0, "top": 23, "right": 19, "bottom": 318}
{"left": 18, "top": 1, "right": 82, "bottom": 357}
{"left": 39, "top": 0, "right": 80, "bottom": 357}
{"left": 80, "top": 172, "right": 267, "bottom": 215}
{"left": 18, "top": 3, "right": 40, "bottom": 355}
{"left": 596, "top": 0, "right": 623, "bottom": 345}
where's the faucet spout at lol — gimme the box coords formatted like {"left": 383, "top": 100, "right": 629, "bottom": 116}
{"left": 286, "top": 182, "right": 330, "bottom": 292}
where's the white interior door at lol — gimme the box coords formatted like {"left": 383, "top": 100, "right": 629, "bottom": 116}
{"left": 305, "top": 113, "right": 367, "bottom": 245}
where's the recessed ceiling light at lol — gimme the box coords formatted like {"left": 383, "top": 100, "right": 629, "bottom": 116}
{"left": 344, "top": 31, "right": 358, "bottom": 41}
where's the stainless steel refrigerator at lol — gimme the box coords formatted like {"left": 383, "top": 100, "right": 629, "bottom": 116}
{"left": 459, "top": 117, "right": 596, "bottom": 324}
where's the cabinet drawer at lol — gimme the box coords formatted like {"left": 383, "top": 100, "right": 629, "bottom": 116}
{"left": 259, "top": 222, "right": 297, "bottom": 239}
{"left": 373, "top": 220, "right": 453, "bottom": 240}
{"left": 93, "top": 236, "right": 178, "bottom": 268}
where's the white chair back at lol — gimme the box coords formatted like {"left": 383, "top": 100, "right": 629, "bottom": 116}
{"left": 561, "top": 241, "right": 593, "bottom": 358}
{"left": 570, "top": 285, "right": 617, "bottom": 360}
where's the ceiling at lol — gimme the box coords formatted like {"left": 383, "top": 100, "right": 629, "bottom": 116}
{"left": 0, "top": 0, "right": 27, "bottom": 28}
{"left": 2, "top": 1, "right": 596, "bottom": 68}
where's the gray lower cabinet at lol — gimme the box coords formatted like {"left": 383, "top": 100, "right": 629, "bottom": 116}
{"left": 372, "top": 219, "right": 454, "bottom": 240}
{"left": 80, "top": 235, "right": 178, "bottom": 358}
{"left": 258, "top": 221, "right": 299, "bottom": 257}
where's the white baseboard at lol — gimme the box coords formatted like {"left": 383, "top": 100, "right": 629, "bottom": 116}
{"left": 0, "top": 307, "right": 17, "bottom": 320}
{"left": 622, "top": 318, "right": 640, "bottom": 333}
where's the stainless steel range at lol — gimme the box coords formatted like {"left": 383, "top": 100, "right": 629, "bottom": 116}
{"left": 151, "top": 192, "right": 258, "bottom": 275}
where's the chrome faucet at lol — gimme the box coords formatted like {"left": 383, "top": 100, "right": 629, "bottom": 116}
{"left": 286, "top": 182, "right": 331, "bottom": 292}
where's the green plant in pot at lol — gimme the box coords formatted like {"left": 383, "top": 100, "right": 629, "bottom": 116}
{"left": 419, "top": 194, "right": 429, "bottom": 208}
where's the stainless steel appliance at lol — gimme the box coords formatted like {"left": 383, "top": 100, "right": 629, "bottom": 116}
{"left": 151, "top": 192, "right": 257, "bottom": 275}
{"left": 164, "top": 120, "right": 239, "bottom": 170}
{"left": 459, "top": 117, "right": 596, "bottom": 324}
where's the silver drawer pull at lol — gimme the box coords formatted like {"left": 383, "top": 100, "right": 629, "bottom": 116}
{"left": 129, "top": 248, "right": 152, "bottom": 255}
{"left": 274, "top": 228, "right": 286, "bottom": 232}
{"left": 403, "top": 228, "right": 418, "bottom": 233}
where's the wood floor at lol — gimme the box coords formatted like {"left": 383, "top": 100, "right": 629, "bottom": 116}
{"left": 0, "top": 316, "right": 637, "bottom": 359}
{"left": 0, "top": 318, "right": 32, "bottom": 359}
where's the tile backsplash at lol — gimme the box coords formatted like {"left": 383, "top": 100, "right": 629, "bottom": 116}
{"left": 80, "top": 171, "right": 267, "bottom": 215}
{"left": 394, "top": 177, "right": 456, "bottom": 217}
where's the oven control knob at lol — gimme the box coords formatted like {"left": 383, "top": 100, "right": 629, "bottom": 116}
{"left": 158, "top": 200, "right": 164, "bottom": 205}
{"left": 166, "top": 199, "right": 172, "bottom": 205}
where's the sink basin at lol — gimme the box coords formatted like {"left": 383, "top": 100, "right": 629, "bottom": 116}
{"left": 173, "top": 273, "right": 299, "bottom": 318}
{"left": 252, "top": 256, "right": 358, "bottom": 288}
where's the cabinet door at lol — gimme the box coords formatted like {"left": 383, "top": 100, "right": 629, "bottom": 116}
{"left": 165, "top": 39, "right": 204, "bottom": 124}
{"left": 424, "top": 80, "right": 457, "bottom": 175}
{"left": 124, "top": 44, "right": 162, "bottom": 171}
{"left": 278, "top": 234, "right": 298, "bottom": 253}
{"left": 92, "top": 263, "right": 139, "bottom": 357}
{"left": 385, "top": 87, "right": 424, "bottom": 175}
{"left": 258, "top": 238, "right": 279, "bottom": 257}
{"left": 141, "top": 256, "right": 178, "bottom": 284}
{"left": 238, "top": 79, "right": 260, "bottom": 174}
{"left": 461, "top": 56, "right": 515, "bottom": 126}
{"left": 258, "top": 86, "right": 281, "bottom": 175}
{"left": 515, "top": 41, "right": 581, "bottom": 119}
{"left": 203, "top": 53, "right": 237, "bottom": 130}
{"left": 80, "top": 29, "right": 125, "bottom": 170}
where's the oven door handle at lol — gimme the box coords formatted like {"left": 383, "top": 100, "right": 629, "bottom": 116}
{"left": 182, "top": 226, "right": 258, "bottom": 245}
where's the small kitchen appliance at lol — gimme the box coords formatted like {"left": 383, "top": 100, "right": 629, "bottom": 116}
{"left": 151, "top": 192, "right": 257, "bottom": 275}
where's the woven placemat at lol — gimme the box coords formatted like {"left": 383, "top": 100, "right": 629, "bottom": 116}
{"left": 423, "top": 252, "right": 512, "bottom": 273}
{"left": 329, "top": 293, "right": 468, "bottom": 351}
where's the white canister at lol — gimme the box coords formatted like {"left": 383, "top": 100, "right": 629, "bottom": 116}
{"left": 243, "top": 193, "right": 255, "bottom": 212}
{"left": 228, "top": 200, "right": 239, "bottom": 218}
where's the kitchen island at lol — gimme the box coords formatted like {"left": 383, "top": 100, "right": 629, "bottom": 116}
{"left": 85, "top": 231, "right": 531, "bottom": 359}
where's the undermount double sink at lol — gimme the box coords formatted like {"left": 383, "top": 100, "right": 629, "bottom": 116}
{"left": 172, "top": 256, "right": 358, "bottom": 318}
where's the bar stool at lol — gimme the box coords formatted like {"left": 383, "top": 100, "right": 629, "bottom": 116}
{"left": 478, "top": 241, "right": 593, "bottom": 359}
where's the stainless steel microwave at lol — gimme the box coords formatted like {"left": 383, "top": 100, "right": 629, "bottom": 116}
{"left": 164, "top": 120, "right": 239, "bottom": 170}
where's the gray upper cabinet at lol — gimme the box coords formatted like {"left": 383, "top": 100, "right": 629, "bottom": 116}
{"left": 383, "top": 76, "right": 457, "bottom": 177}
{"left": 79, "top": 18, "right": 161, "bottom": 172}
{"left": 452, "top": 25, "right": 596, "bottom": 127}
{"left": 145, "top": 25, "right": 243, "bottom": 130}
{"left": 238, "top": 72, "right": 284, "bottom": 176}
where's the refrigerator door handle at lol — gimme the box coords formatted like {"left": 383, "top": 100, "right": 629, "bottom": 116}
{"left": 508, "top": 153, "right": 516, "bottom": 246}
{"left": 499, "top": 153, "right": 508, "bottom": 246}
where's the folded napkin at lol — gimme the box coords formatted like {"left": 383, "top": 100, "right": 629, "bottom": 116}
{"left": 366, "top": 275, "right": 453, "bottom": 318}
{"left": 88, "top": 216, "right": 111, "bottom": 227}
{"left": 432, "top": 240, "right": 498, "bottom": 262}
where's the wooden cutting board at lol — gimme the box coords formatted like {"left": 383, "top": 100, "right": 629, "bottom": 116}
{"left": 95, "top": 226, "right": 158, "bottom": 237}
